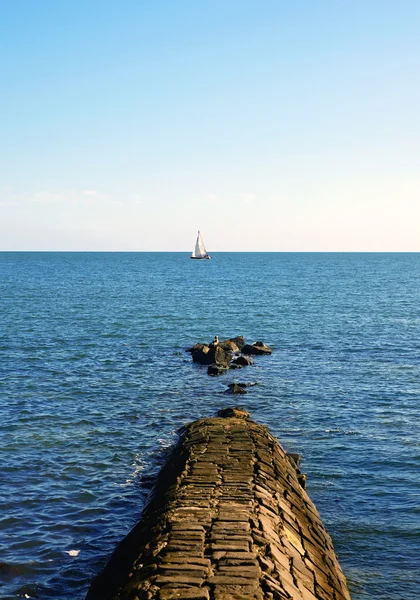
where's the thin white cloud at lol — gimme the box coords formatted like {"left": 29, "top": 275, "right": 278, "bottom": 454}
{"left": 238, "top": 193, "right": 256, "bottom": 204}
{"left": 0, "top": 200, "right": 19, "bottom": 206}
{"left": 194, "top": 193, "right": 218, "bottom": 205}
{"left": 129, "top": 193, "right": 143, "bottom": 204}
{"left": 32, "top": 191, "right": 66, "bottom": 204}
{"left": 29, "top": 190, "right": 109, "bottom": 205}
{"left": 83, "top": 190, "right": 100, "bottom": 196}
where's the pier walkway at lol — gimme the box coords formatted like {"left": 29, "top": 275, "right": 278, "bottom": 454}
{"left": 86, "top": 408, "right": 351, "bottom": 600}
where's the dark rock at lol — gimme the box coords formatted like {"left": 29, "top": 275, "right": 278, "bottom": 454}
{"left": 286, "top": 453, "right": 301, "bottom": 468}
{"left": 218, "top": 339, "right": 240, "bottom": 353}
{"left": 191, "top": 345, "right": 211, "bottom": 363}
{"left": 229, "top": 336, "right": 246, "bottom": 351}
{"left": 212, "top": 346, "right": 233, "bottom": 366}
{"left": 217, "top": 407, "right": 250, "bottom": 419}
{"left": 242, "top": 342, "right": 272, "bottom": 356}
{"left": 231, "top": 356, "right": 253, "bottom": 367}
{"left": 297, "top": 473, "right": 307, "bottom": 489}
{"left": 208, "top": 364, "right": 229, "bottom": 376}
{"left": 188, "top": 336, "right": 271, "bottom": 376}
{"left": 192, "top": 345, "right": 232, "bottom": 366}
{"left": 185, "top": 343, "right": 208, "bottom": 353}
{"left": 254, "top": 341, "right": 272, "bottom": 353}
{"left": 224, "top": 384, "right": 248, "bottom": 395}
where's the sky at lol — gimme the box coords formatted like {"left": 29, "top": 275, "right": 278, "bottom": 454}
{"left": 1, "top": 0, "right": 419, "bottom": 251}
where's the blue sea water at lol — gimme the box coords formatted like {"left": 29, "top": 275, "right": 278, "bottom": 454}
{"left": 0, "top": 252, "right": 419, "bottom": 600}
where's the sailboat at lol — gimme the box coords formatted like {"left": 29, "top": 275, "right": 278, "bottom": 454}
{"left": 191, "top": 231, "right": 211, "bottom": 260}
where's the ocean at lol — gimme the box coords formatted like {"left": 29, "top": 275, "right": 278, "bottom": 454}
{"left": 1, "top": 252, "right": 419, "bottom": 600}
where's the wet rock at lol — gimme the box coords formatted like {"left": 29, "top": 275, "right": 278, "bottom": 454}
{"left": 229, "top": 336, "right": 246, "bottom": 351}
{"left": 191, "top": 345, "right": 211, "bottom": 363}
{"left": 297, "top": 473, "right": 307, "bottom": 489}
{"left": 212, "top": 346, "right": 233, "bottom": 366}
{"left": 223, "top": 384, "right": 248, "bottom": 394}
{"left": 208, "top": 364, "right": 229, "bottom": 376}
{"left": 286, "top": 453, "right": 301, "bottom": 468}
{"left": 231, "top": 356, "right": 253, "bottom": 367}
{"left": 185, "top": 343, "right": 208, "bottom": 354}
{"left": 218, "top": 339, "right": 240, "bottom": 353}
{"left": 242, "top": 342, "right": 272, "bottom": 356}
{"left": 227, "top": 383, "right": 250, "bottom": 389}
{"left": 192, "top": 345, "right": 232, "bottom": 367}
{"left": 187, "top": 336, "right": 271, "bottom": 376}
{"left": 217, "top": 407, "right": 250, "bottom": 419}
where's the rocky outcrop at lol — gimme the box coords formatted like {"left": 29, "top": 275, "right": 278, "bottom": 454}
{"left": 86, "top": 409, "right": 351, "bottom": 600}
{"left": 191, "top": 345, "right": 233, "bottom": 368}
{"left": 187, "top": 337, "right": 271, "bottom": 376}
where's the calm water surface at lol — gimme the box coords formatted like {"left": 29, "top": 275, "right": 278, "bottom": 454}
{"left": 1, "top": 252, "right": 419, "bottom": 599}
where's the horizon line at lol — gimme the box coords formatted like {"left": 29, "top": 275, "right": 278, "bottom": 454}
{"left": 0, "top": 250, "right": 419, "bottom": 254}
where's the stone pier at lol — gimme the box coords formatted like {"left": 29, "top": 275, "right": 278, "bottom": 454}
{"left": 86, "top": 408, "right": 351, "bottom": 600}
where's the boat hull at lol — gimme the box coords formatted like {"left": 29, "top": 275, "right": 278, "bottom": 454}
{"left": 191, "top": 255, "right": 211, "bottom": 260}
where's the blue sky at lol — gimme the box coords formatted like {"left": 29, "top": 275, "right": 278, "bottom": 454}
{"left": 1, "top": 0, "right": 419, "bottom": 250}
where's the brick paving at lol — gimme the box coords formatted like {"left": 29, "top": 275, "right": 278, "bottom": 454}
{"left": 86, "top": 408, "right": 351, "bottom": 600}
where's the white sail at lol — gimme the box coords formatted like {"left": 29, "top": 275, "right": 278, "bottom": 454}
{"left": 191, "top": 231, "right": 210, "bottom": 259}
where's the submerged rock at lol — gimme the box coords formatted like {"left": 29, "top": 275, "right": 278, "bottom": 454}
{"left": 224, "top": 383, "right": 248, "bottom": 394}
{"left": 208, "top": 364, "right": 229, "bottom": 376}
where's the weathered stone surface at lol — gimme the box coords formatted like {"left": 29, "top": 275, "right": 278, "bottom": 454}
{"left": 228, "top": 336, "right": 246, "bottom": 351}
{"left": 86, "top": 408, "right": 351, "bottom": 600}
{"left": 242, "top": 342, "right": 272, "bottom": 355}
{"left": 231, "top": 355, "right": 253, "bottom": 367}
{"left": 217, "top": 407, "right": 249, "bottom": 419}
{"left": 223, "top": 383, "right": 248, "bottom": 394}
{"left": 159, "top": 587, "right": 210, "bottom": 600}
{"left": 287, "top": 453, "right": 302, "bottom": 468}
{"left": 190, "top": 345, "right": 211, "bottom": 363}
{"left": 217, "top": 339, "right": 240, "bottom": 353}
{"left": 207, "top": 364, "right": 229, "bottom": 376}
{"left": 192, "top": 345, "right": 233, "bottom": 367}
{"left": 225, "top": 383, "right": 248, "bottom": 394}
{"left": 185, "top": 343, "right": 208, "bottom": 354}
